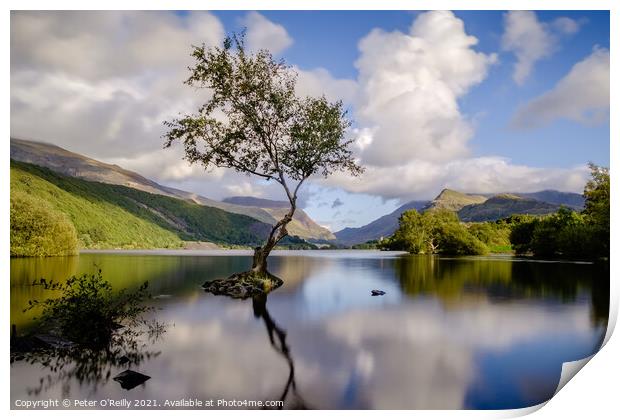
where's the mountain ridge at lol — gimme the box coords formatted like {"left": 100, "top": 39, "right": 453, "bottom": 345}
{"left": 10, "top": 138, "right": 333, "bottom": 241}
{"left": 335, "top": 188, "right": 583, "bottom": 246}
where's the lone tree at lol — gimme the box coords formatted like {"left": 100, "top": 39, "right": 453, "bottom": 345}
{"left": 164, "top": 34, "right": 363, "bottom": 275}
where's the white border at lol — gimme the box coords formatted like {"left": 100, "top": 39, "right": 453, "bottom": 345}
{"left": 2, "top": 1, "right": 617, "bottom": 419}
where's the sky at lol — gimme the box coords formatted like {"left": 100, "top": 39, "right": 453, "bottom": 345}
{"left": 10, "top": 10, "right": 610, "bottom": 231}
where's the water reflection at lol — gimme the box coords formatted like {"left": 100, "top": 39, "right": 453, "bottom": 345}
{"left": 10, "top": 251, "right": 609, "bottom": 409}
{"left": 251, "top": 294, "right": 308, "bottom": 409}
{"left": 13, "top": 321, "right": 165, "bottom": 398}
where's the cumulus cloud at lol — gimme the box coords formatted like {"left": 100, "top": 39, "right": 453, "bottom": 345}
{"left": 10, "top": 11, "right": 358, "bottom": 202}
{"left": 10, "top": 10, "right": 597, "bottom": 215}
{"left": 11, "top": 11, "right": 223, "bottom": 161}
{"left": 294, "top": 66, "right": 357, "bottom": 105}
{"left": 322, "top": 157, "right": 589, "bottom": 200}
{"left": 240, "top": 11, "right": 293, "bottom": 55}
{"left": 502, "top": 11, "right": 581, "bottom": 85}
{"left": 512, "top": 48, "right": 610, "bottom": 128}
{"left": 354, "top": 11, "right": 497, "bottom": 166}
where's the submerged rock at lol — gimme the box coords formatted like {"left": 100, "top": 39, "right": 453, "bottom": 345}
{"left": 113, "top": 369, "right": 151, "bottom": 390}
{"left": 203, "top": 271, "right": 283, "bottom": 299}
{"left": 371, "top": 290, "right": 386, "bottom": 296}
{"left": 11, "top": 334, "right": 75, "bottom": 354}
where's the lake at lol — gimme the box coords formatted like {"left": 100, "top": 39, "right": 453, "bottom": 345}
{"left": 10, "top": 250, "right": 609, "bottom": 410}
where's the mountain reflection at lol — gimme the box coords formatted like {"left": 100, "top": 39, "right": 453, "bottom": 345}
{"left": 11, "top": 252, "right": 609, "bottom": 409}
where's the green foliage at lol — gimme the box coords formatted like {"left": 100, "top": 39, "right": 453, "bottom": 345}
{"left": 164, "top": 32, "right": 363, "bottom": 263}
{"left": 11, "top": 160, "right": 271, "bottom": 250}
{"left": 583, "top": 163, "right": 610, "bottom": 257}
{"left": 508, "top": 215, "right": 539, "bottom": 255}
{"left": 352, "top": 239, "right": 382, "bottom": 249}
{"left": 388, "top": 209, "right": 488, "bottom": 256}
{"left": 11, "top": 191, "right": 78, "bottom": 257}
{"left": 467, "top": 220, "right": 512, "bottom": 250}
{"left": 437, "top": 223, "right": 489, "bottom": 256}
{"left": 25, "top": 270, "right": 152, "bottom": 348}
{"left": 509, "top": 164, "right": 609, "bottom": 260}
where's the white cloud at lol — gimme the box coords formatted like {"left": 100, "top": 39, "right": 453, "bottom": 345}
{"left": 11, "top": 11, "right": 225, "bottom": 80}
{"left": 10, "top": 11, "right": 354, "bottom": 203}
{"left": 294, "top": 67, "right": 357, "bottom": 104}
{"left": 322, "top": 157, "right": 589, "bottom": 200}
{"left": 354, "top": 11, "right": 497, "bottom": 166}
{"left": 512, "top": 48, "right": 610, "bottom": 128}
{"left": 240, "top": 11, "right": 292, "bottom": 55}
{"left": 501, "top": 11, "right": 555, "bottom": 85}
{"left": 501, "top": 11, "right": 582, "bottom": 85}
{"left": 10, "top": 10, "right": 597, "bottom": 213}
{"left": 552, "top": 16, "right": 582, "bottom": 35}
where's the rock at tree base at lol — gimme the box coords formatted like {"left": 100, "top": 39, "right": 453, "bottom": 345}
{"left": 11, "top": 334, "right": 76, "bottom": 354}
{"left": 371, "top": 290, "right": 386, "bottom": 296}
{"left": 113, "top": 369, "right": 151, "bottom": 390}
{"left": 203, "top": 271, "right": 283, "bottom": 299}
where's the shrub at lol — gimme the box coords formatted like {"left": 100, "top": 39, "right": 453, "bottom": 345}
{"left": 25, "top": 270, "right": 152, "bottom": 348}
{"left": 437, "top": 223, "right": 489, "bottom": 256}
{"left": 10, "top": 191, "right": 78, "bottom": 257}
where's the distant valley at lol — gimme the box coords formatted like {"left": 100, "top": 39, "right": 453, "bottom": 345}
{"left": 334, "top": 188, "right": 584, "bottom": 246}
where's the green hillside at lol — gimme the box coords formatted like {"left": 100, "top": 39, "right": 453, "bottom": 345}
{"left": 425, "top": 189, "right": 487, "bottom": 212}
{"left": 458, "top": 194, "right": 560, "bottom": 222}
{"left": 10, "top": 160, "right": 271, "bottom": 253}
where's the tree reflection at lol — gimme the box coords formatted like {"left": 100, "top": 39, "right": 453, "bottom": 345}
{"left": 251, "top": 293, "right": 308, "bottom": 409}
{"left": 12, "top": 320, "right": 165, "bottom": 397}
{"left": 394, "top": 256, "right": 609, "bottom": 328}
{"left": 204, "top": 274, "right": 308, "bottom": 409}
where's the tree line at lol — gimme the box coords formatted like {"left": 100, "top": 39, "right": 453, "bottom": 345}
{"left": 383, "top": 164, "right": 609, "bottom": 260}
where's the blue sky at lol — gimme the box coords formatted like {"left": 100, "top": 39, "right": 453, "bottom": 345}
{"left": 11, "top": 10, "right": 610, "bottom": 231}
{"left": 211, "top": 10, "right": 609, "bottom": 168}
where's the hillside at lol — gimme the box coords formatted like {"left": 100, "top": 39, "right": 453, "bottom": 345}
{"left": 223, "top": 196, "right": 335, "bottom": 241}
{"left": 11, "top": 160, "right": 272, "bottom": 249}
{"left": 458, "top": 194, "right": 561, "bottom": 222}
{"left": 514, "top": 190, "right": 584, "bottom": 210}
{"left": 223, "top": 196, "right": 289, "bottom": 208}
{"left": 424, "top": 189, "right": 487, "bottom": 212}
{"left": 334, "top": 200, "right": 429, "bottom": 246}
{"left": 10, "top": 138, "right": 332, "bottom": 241}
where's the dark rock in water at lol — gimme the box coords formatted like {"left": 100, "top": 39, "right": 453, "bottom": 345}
{"left": 371, "top": 290, "right": 386, "bottom": 296}
{"left": 118, "top": 355, "right": 131, "bottom": 364}
{"left": 33, "top": 334, "right": 76, "bottom": 349}
{"left": 113, "top": 369, "right": 151, "bottom": 390}
{"left": 203, "top": 271, "right": 283, "bottom": 299}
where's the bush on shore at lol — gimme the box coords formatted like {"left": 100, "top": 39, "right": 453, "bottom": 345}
{"left": 11, "top": 191, "right": 78, "bottom": 257}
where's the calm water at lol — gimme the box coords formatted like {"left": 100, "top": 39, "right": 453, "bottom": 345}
{"left": 10, "top": 250, "right": 609, "bottom": 409}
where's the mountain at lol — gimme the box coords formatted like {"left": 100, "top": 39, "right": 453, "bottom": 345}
{"left": 513, "top": 190, "right": 584, "bottom": 210}
{"left": 223, "top": 196, "right": 335, "bottom": 241}
{"left": 457, "top": 194, "right": 562, "bottom": 222}
{"left": 334, "top": 187, "right": 579, "bottom": 246}
{"left": 10, "top": 138, "right": 332, "bottom": 241}
{"left": 223, "top": 196, "right": 289, "bottom": 208}
{"left": 11, "top": 160, "right": 272, "bottom": 249}
{"left": 334, "top": 200, "right": 429, "bottom": 246}
{"left": 424, "top": 188, "right": 488, "bottom": 212}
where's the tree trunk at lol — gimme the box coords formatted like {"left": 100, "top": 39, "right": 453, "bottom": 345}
{"left": 251, "top": 205, "right": 296, "bottom": 274}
